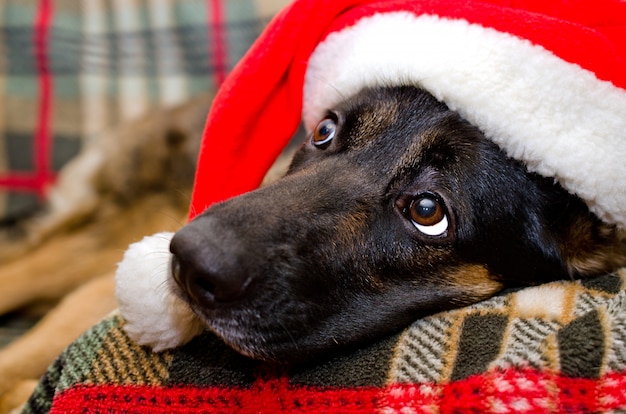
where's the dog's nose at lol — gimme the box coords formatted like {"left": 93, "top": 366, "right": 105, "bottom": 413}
{"left": 169, "top": 222, "right": 251, "bottom": 307}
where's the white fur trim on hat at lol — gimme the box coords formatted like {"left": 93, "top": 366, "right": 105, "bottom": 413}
{"left": 303, "top": 12, "right": 626, "bottom": 229}
{"left": 115, "top": 232, "right": 204, "bottom": 351}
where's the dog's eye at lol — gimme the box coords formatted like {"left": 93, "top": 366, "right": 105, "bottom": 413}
{"left": 409, "top": 194, "right": 449, "bottom": 236}
{"left": 312, "top": 118, "right": 336, "bottom": 147}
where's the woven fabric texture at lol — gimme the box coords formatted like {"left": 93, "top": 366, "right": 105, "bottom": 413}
{"left": 23, "top": 270, "right": 626, "bottom": 413}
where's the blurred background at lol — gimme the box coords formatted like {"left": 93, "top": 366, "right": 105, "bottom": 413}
{"left": 0, "top": 0, "right": 291, "bottom": 347}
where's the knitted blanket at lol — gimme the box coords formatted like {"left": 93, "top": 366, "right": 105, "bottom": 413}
{"left": 22, "top": 269, "right": 626, "bottom": 413}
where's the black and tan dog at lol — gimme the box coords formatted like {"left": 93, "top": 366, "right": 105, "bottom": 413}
{"left": 169, "top": 85, "right": 626, "bottom": 362}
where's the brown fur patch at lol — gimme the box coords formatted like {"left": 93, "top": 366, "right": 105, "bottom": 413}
{"left": 560, "top": 217, "right": 626, "bottom": 277}
{"left": 348, "top": 99, "right": 400, "bottom": 149}
{"left": 447, "top": 264, "right": 504, "bottom": 305}
{"left": 0, "top": 95, "right": 213, "bottom": 411}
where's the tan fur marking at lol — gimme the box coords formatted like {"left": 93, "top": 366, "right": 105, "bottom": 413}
{"left": 350, "top": 100, "right": 399, "bottom": 148}
{"left": 562, "top": 218, "right": 626, "bottom": 277}
{"left": 447, "top": 264, "right": 504, "bottom": 304}
{"left": 335, "top": 209, "right": 369, "bottom": 247}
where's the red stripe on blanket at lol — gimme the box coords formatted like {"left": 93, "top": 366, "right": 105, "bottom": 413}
{"left": 0, "top": 173, "right": 57, "bottom": 192}
{"left": 208, "top": 0, "right": 228, "bottom": 87}
{"left": 33, "top": 0, "right": 55, "bottom": 198}
{"left": 49, "top": 368, "right": 626, "bottom": 413}
{"left": 0, "top": 1, "right": 56, "bottom": 196}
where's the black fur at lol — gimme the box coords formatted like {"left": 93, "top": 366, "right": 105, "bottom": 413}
{"left": 170, "top": 86, "right": 624, "bottom": 362}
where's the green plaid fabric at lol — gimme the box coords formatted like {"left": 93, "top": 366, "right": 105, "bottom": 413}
{"left": 0, "top": 0, "right": 290, "bottom": 223}
{"left": 23, "top": 270, "right": 626, "bottom": 413}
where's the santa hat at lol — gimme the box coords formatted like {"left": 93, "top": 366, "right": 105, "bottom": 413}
{"left": 190, "top": 0, "right": 626, "bottom": 229}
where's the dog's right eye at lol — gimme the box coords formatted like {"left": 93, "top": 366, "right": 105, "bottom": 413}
{"left": 312, "top": 118, "right": 336, "bottom": 148}
{"left": 409, "top": 194, "right": 449, "bottom": 237}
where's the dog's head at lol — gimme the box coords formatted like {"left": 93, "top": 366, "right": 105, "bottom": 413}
{"left": 170, "top": 86, "right": 626, "bottom": 361}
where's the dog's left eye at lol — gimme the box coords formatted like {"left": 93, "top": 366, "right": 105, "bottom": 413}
{"left": 312, "top": 118, "right": 336, "bottom": 147}
{"left": 409, "top": 194, "right": 449, "bottom": 236}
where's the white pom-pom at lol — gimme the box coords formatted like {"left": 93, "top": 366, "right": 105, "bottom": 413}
{"left": 115, "top": 232, "right": 204, "bottom": 351}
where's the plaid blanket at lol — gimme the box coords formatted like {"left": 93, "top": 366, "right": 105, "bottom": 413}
{"left": 22, "top": 269, "right": 626, "bottom": 413}
{"left": 0, "top": 0, "right": 288, "bottom": 224}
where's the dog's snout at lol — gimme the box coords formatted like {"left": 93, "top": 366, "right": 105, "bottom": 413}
{"left": 170, "top": 222, "right": 251, "bottom": 307}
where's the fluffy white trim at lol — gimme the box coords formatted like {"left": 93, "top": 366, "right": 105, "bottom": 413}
{"left": 304, "top": 12, "right": 626, "bottom": 229}
{"left": 115, "top": 232, "right": 204, "bottom": 351}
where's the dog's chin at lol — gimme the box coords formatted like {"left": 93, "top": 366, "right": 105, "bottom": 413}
{"left": 181, "top": 301, "right": 315, "bottom": 363}
{"left": 166, "top": 286, "right": 284, "bottom": 361}
{"left": 201, "top": 314, "right": 292, "bottom": 362}
{"left": 171, "top": 282, "right": 369, "bottom": 363}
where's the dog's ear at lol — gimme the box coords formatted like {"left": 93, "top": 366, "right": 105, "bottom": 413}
{"left": 560, "top": 216, "right": 626, "bottom": 277}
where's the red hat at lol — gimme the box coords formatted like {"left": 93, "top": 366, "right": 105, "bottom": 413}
{"left": 189, "top": 0, "right": 626, "bottom": 229}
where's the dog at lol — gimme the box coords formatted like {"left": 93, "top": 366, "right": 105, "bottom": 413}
{"left": 169, "top": 85, "right": 626, "bottom": 363}
{"left": 0, "top": 90, "right": 301, "bottom": 412}
{"left": 0, "top": 94, "right": 214, "bottom": 411}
